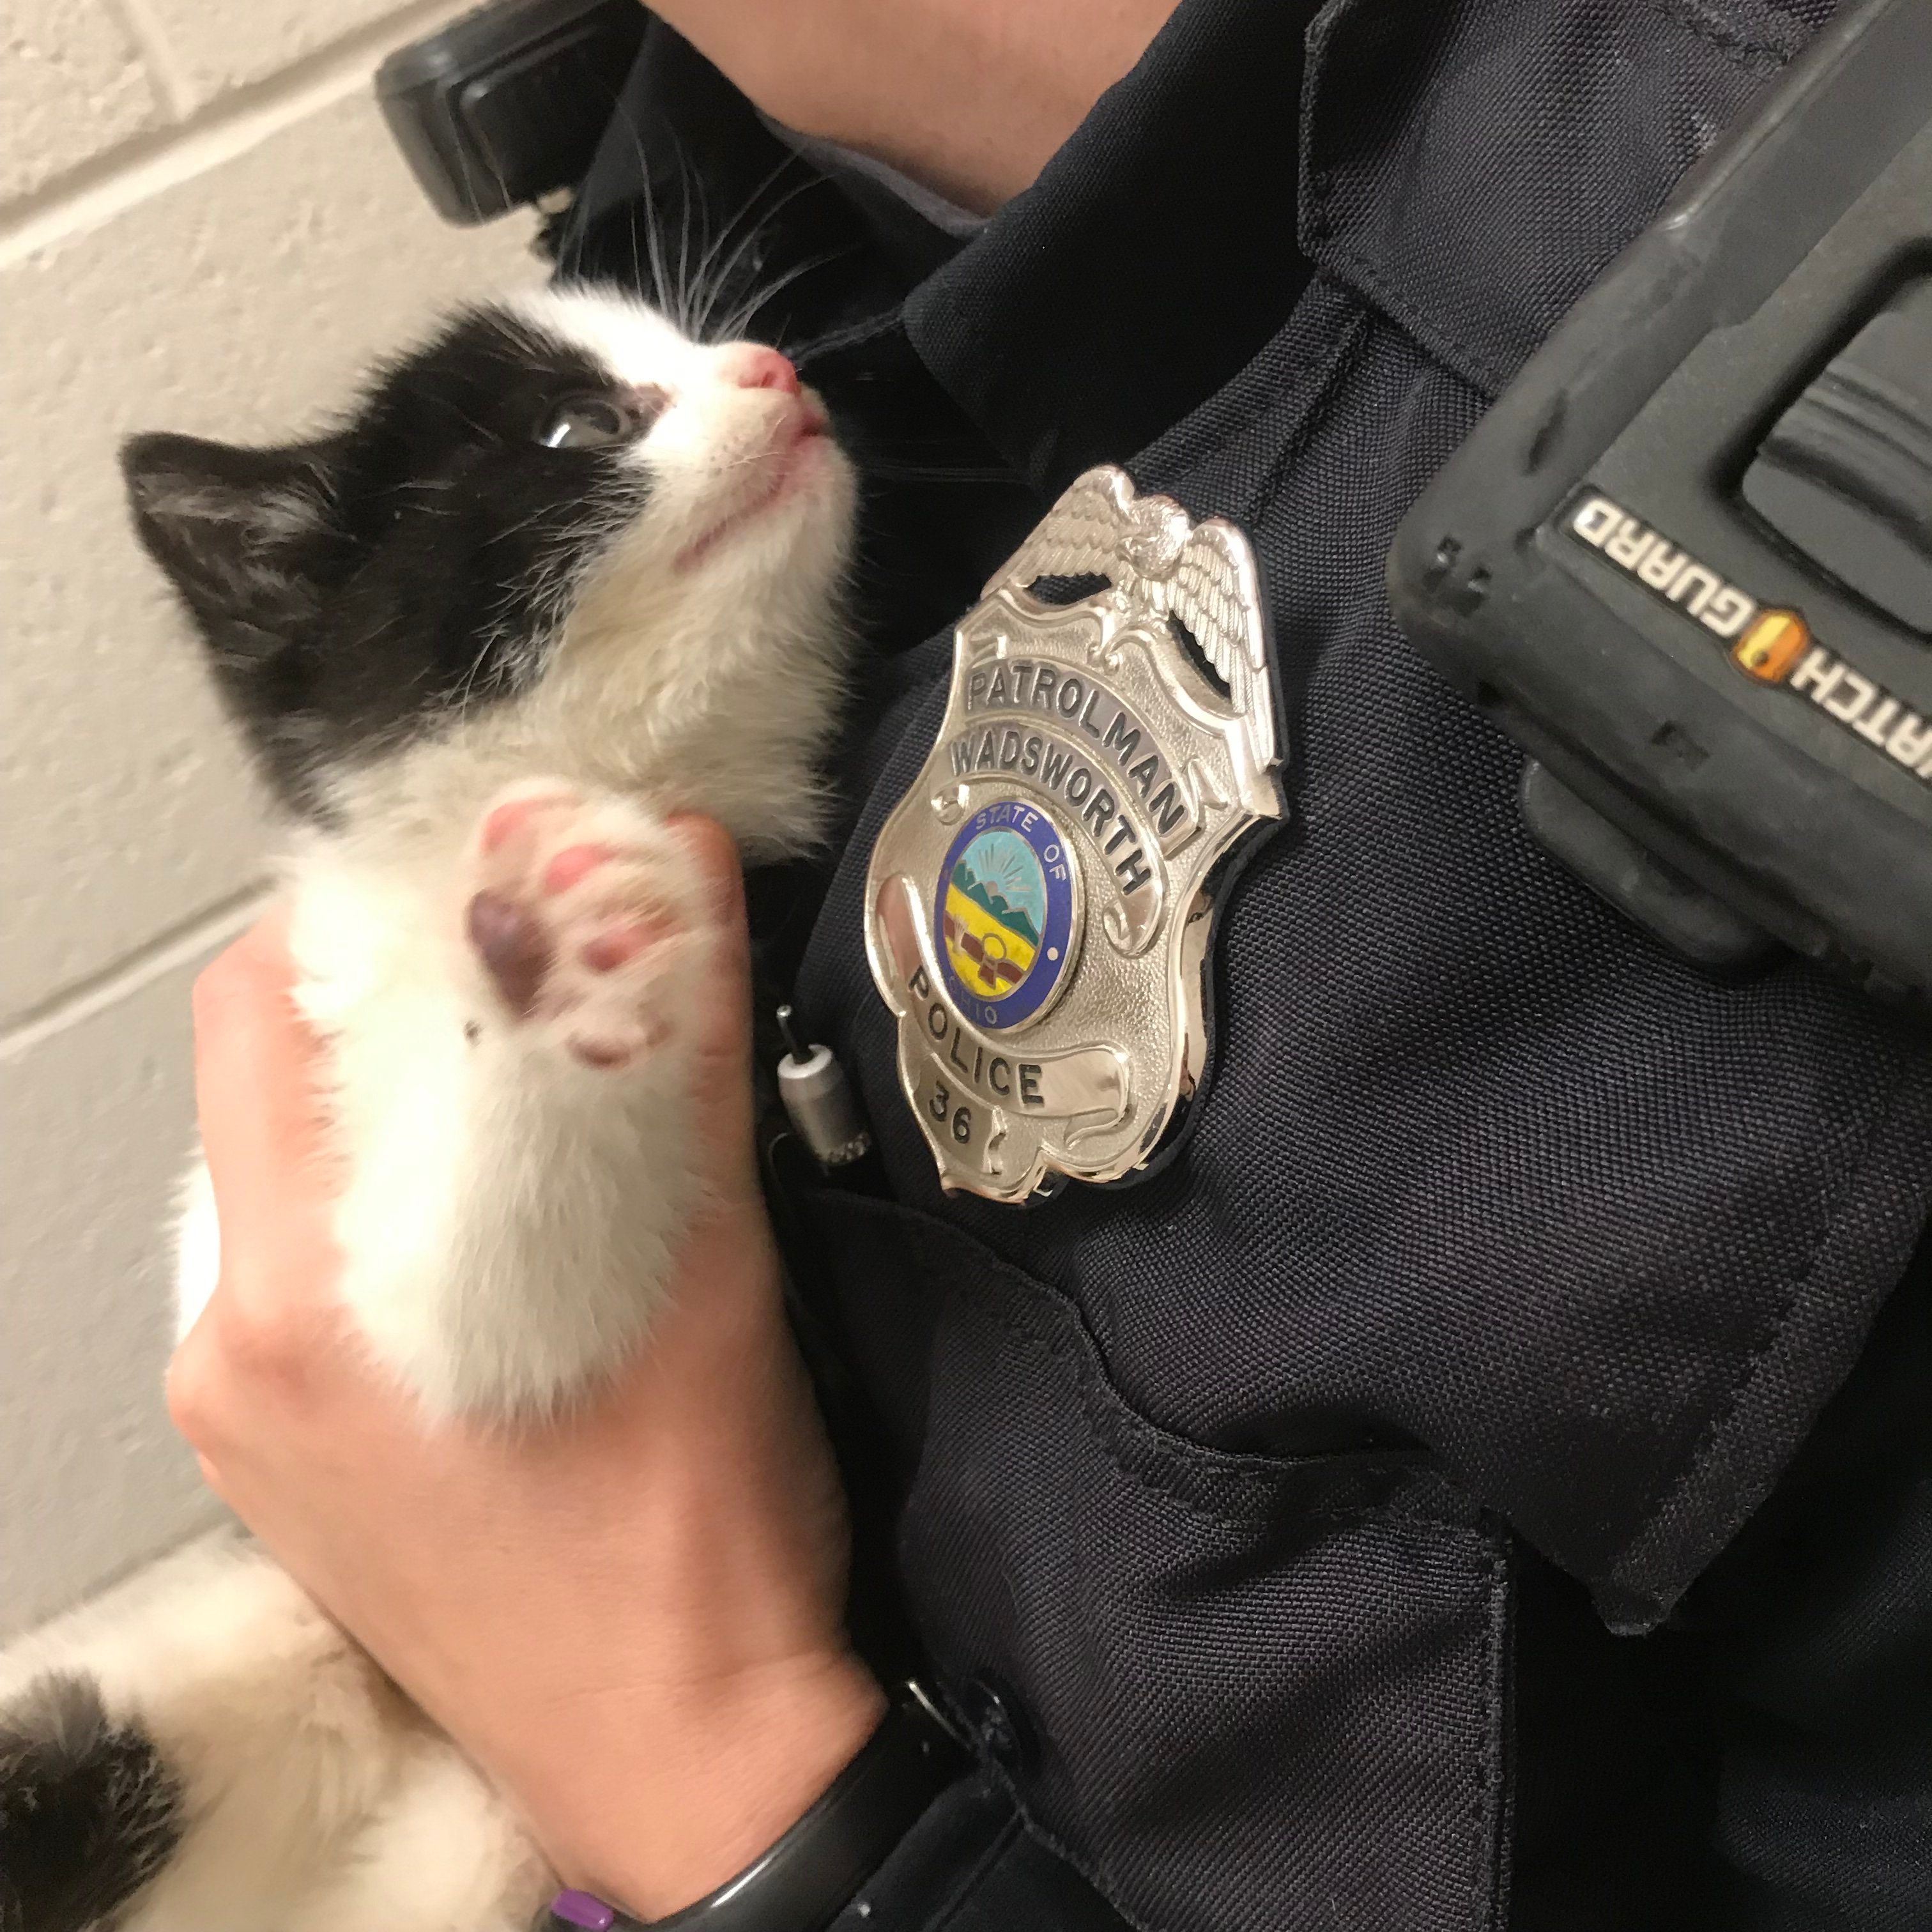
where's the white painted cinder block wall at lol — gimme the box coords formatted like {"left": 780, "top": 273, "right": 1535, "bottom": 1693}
{"left": 0, "top": 0, "right": 542, "bottom": 1638}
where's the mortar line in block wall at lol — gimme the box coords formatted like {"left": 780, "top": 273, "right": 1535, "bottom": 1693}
{"left": 0, "top": 0, "right": 472, "bottom": 272}
{"left": 100, "top": 0, "right": 197, "bottom": 123}
{"left": 0, "top": 885, "right": 270, "bottom": 1064}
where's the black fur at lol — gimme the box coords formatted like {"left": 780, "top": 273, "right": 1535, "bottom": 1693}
{"left": 0, "top": 1673, "right": 181, "bottom": 1932}
{"left": 121, "top": 300, "right": 652, "bottom": 815}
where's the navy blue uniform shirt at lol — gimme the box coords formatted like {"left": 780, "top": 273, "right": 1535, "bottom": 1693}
{"left": 560, "top": 2, "right": 1932, "bottom": 1925}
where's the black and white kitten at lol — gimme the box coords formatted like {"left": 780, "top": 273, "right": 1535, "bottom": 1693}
{"left": 0, "top": 284, "right": 857, "bottom": 1932}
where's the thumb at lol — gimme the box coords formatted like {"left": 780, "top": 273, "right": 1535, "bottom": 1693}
{"left": 666, "top": 816, "right": 758, "bottom": 1192}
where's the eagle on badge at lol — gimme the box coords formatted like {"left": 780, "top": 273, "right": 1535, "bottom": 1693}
{"left": 864, "top": 465, "right": 1285, "bottom": 1201}
{"left": 998, "top": 466, "right": 1279, "bottom": 783}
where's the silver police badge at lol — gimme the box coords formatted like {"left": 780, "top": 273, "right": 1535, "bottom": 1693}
{"left": 864, "top": 466, "right": 1285, "bottom": 1200}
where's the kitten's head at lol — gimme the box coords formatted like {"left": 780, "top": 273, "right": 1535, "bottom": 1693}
{"left": 121, "top": 284, "right": 856, "bottom": 815}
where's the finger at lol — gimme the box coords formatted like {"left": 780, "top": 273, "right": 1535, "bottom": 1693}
{"left": 670, "top": 813, "right": 751, "bottom": 1020}
{"left": 191, "top": 910, "right": 334, "bottom": 1263}
{"left": 664, "top": 816, "right": 757, "bottom": 1177}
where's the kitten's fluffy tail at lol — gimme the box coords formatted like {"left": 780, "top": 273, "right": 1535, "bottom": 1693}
{"left": 0, "top": 1672, "right": 181, "bottom": 1932}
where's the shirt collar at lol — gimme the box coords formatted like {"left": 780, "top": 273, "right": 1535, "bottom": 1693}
{"left": 903, "top": 0, "right": 1323, "bottom": 496}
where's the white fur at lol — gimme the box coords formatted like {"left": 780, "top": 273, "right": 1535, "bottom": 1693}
{"left": 190, "top": 283, "right": 855, "bottom": 1414}
{"left": 0, "top": 1533, "right": 549, "bottom": 1932}
{"left": 3, "top": 287, "right": 858, "bottom": 1931}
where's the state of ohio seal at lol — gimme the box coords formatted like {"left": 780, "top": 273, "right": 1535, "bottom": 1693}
{"left": 864, "top": 466, "right": 1285, "bottom": 1200}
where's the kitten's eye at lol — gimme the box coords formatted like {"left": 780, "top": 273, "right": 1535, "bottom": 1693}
{"left": 535, "top": 389, "right": 666, "bottom": 451}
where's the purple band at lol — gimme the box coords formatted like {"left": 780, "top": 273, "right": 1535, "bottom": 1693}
{"left": 549, "top": 1890, "right": 617, "bottom": 1931}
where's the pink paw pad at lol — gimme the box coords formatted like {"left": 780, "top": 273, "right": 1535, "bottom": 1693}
{"left": 463, "top": 784, "right": 694, "bottom": 1070}
{"left": 542, "top": 843, "right": 618, "bottom": 897}
{"left": 479, "top": 790, "right": 572, "bottom": 855}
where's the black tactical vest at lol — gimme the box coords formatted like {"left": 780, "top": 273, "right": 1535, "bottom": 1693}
{"left": 567, "top": 3, "right": 1932, "bottom": 1926}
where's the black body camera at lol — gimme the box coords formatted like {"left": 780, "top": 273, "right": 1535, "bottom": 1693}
{"left": 376, "top": 0, "right": 645, "bottom": 226}
{"left": 1389, "top": 0, "right": 1932, "bottom": 1004}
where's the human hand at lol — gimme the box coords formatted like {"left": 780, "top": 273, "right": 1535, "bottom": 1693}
{"left": 167, "top": 820, "right": 884, "bottom": 1919}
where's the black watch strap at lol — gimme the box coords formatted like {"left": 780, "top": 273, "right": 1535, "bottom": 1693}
{"left": 546, "top": 1685, "right": 970, "bottom": 1932}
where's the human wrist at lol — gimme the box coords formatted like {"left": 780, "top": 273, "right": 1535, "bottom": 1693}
{"left": 542, "top": 1650, "right": 888, "bottom": 1920}
{"left": 548, "top": 1680, "right": 971, "bottom": 1932}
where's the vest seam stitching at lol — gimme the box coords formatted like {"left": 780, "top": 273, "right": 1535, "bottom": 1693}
{"left": 1604, "top": 1056, "right": 1924, "bottom": 1604}
{"left": 1475, "top": 1541, "right": 1514, "bottom": 1932}
{"left": 1300, "top": 0, "right": 1799, "bottom": 395}
{"left": 1130, "top": 277, "right": 1376, "bottom": 524}
{"left": 957, "top": 1250, "right": 1492, "bottom": 1540}
{"left": 1641, "top": 0, "right": 1797, "bottom": 70}
{"left": 1303, "top": 229, "right": 1510, "bottom": 399}
{"left": 925, "top": 1805, "right": 1027, "bottom": 1932}
{"left": 1240, "top": 304, "right": 1376, "bottom": 528}
{"left": 948, "top": 1276, "right": 1513, "bottom": 1932}
{"left": 978, "top": 1769, "right": 1168, "bottom": 1932}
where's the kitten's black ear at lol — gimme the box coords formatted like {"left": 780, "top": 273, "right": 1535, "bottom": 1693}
{"left": 120, "top": 433, "right": 342, "bottom": 646}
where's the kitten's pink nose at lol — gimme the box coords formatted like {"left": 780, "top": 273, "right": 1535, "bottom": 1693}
{"left": 730, "top": 347, "right": 801, "bottom": 395}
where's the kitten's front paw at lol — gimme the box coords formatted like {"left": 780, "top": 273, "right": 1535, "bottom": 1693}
{"left": 463, "top": 782, "right": 700, "bottom": 1070}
